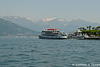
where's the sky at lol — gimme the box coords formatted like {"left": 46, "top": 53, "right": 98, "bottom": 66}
{"left": 0, "top": 0, "right": 100, "bottom": 23}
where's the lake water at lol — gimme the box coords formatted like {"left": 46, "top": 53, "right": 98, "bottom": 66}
{"left": 0, "top": 37, "right": 100, "bottom": 67}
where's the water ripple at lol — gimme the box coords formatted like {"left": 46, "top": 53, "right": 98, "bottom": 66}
{"left": 0, "top": 37, "right": 100, "bottom": 67}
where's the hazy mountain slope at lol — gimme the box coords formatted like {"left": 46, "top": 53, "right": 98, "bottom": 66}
{"left": 35, "top": 18, "right": 99, "bottom": 33}
{"left": 0, "top": 18, "right": 37, "bottom": 36}
{"left": 65, "top": 19, "right": 99, "bottom": 32}
{"left": 1, "top": 16, "right": 40, "bottom": 31}
{"left": 1, "top": 16, "right": 100, "bottom": 33}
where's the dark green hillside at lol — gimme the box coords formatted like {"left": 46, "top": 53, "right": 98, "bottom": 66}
{"left": 0, "top": 18, "right": 37, "bottom": 36}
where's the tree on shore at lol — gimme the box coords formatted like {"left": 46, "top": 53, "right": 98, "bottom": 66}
{"left": 89, "top": 26, "right": 91, "bottom": 30}
{"left": 81, "top": 26, "right": 100, "bottom": 36}
{"left": 92, "top": 27, "right": 95, "bottom": 30}
{"left": 96, "top": 26, "right": 100, "bottom": 30}
{"left": 87, "top": 26, "right": 89, "bottom": 30}
{"left": 78, "top": 27, "right": 86, "bottom": 30}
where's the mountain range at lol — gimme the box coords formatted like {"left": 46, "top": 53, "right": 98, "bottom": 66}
{"left": 0, "top": 18, "right": 37, "bottom": 36}
{"left": 1, "top": 16, "right": 99, "bottom": 33}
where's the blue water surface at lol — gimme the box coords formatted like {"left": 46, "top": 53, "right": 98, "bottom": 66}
{"left": 0, "top": 37, "right": 100, "bottom": 67}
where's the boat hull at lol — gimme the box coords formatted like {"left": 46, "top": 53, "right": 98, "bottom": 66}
{"left": 84, "top": 37, "right": 100, "bottom": 40}
{"left": 68, "top": 35, "right": 84, "bottom": 40}
{"left": 39, "top": 35, "right": 67, "bottom": 39}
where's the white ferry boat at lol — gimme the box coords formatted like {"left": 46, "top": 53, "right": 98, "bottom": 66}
{"left": 38, "top": 29, "right": 67, "bottom": 39}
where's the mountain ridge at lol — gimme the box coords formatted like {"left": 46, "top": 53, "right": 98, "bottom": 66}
{"left": 0, "top": 18, "right": 37, "bottom": 36}
{"left": 1, "top": 16, "right": 100, "bottom": 33}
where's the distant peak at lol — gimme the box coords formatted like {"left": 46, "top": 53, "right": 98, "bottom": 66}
{"left": 42, "top": 17, "right": 56, "bottom": 22}
{"left": 0, "top": 16, "right": 20, "bottom": 19}
{"left": 0, "top": 16, "right": 4, "bottom": 18}
{"left": 58, "top": 19, "right": 64, "bottom": 21}
{"left": 74, "top": 18, "right": 79, "bottom": 20}
{"left": 71, "top": 17, "right": 83, "bottom": 21}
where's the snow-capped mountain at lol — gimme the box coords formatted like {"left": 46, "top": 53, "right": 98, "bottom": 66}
{"left": 1, "top": 16, "right": 99, "bottom": 33}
